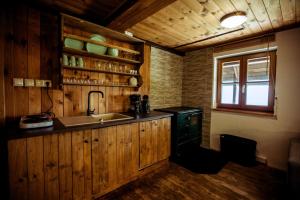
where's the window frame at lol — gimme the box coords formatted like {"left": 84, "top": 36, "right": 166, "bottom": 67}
{"left": 216, "top": 51, "right": 276, "bottom": 113}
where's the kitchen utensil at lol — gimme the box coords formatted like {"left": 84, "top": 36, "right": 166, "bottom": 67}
{"left": 86, "top": 34, "right": 107, "bottom": 55}
{"left": 64, "top": 38, "right": 84, "bottom": 50}
{"left": 108, "top": 48, "right": 119, "bottom": 57}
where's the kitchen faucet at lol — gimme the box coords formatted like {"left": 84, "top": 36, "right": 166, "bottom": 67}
{"left": 87, "top": 90, "right": 104, "bottom": 116}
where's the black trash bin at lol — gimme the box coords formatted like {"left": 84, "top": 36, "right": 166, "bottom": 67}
{"left": 220, "top": 134, "right": 257, "bottom": 166}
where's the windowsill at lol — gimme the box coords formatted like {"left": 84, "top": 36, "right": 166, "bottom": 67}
{"left": 212, "top": 108, "right": 277, "bottom": 119}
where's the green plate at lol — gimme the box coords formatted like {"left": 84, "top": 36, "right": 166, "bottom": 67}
{"left": 86, "top": 34, "right": 107, "bottom": 55}
{"left": 64, "top": 38, "right": 84, "bottom": 50}
{"left": 108, "top": 47, "right": 119, "bottom": 57}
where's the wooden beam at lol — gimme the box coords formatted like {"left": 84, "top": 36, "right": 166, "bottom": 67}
{"left": 107, "top": 0, "right": 177, "bottom": 32}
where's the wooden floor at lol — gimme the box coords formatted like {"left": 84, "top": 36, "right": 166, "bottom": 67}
{"left": 98, "top": 162, "right": 287, "bottom": 200}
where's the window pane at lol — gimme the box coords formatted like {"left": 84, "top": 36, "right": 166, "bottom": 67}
{"left": 222, "top": 61, "right": 240, "bottom": 83}
{"left": 247, "top": 56, "right": 270, "bottom": 82}
{"left": 221, "top": 84, "right": 239, "bottom": 104}
{"left": 246, "top": 82, "right": 269, "bottom": 106}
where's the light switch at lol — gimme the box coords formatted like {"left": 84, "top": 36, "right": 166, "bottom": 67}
{"left": 13, "top": 78, "right": 24, "bottom": 87}
{"left": 24, "top": 79, "right": 35, "bottom": 87}
{"left": 35, "top": 80, "right": 43, "bottom": 87}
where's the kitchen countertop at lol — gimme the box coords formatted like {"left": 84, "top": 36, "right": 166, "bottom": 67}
{"left": 3, "top": 111, "right": 173, "bottom": 140}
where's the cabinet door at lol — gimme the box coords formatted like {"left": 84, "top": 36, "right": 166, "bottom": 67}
{"left": 91, "top": 127, "right": 117, "bottom": 195}
{"left": 116, "top": 123, "right": 139, "bottom": 183}
{"left": 139, "top": 120, "right": 158, "bottom": 169}
{"left": 157, "top": 118, "right": 171, "bottom": 161}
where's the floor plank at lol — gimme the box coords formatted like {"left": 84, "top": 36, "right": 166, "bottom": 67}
{"left": 97, "top": 162, "right": 286, "bottom": 200}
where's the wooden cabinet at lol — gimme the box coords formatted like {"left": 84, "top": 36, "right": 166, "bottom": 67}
{"left": 7, "top": 118, "right": 170, "bottom": 199}
{"left": 139, "top": 118, "right": 171, "bottom": 169}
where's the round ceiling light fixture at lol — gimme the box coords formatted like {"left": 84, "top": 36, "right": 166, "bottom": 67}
{"left": 220, "top": 11, "right": 247, "bottom": 28}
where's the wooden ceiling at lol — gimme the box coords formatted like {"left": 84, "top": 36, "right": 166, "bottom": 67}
{"left": 27, "top": 0, "right": 300, "bottom": 52}
{"left": 32, "top": 0, "right": 137, "bottom": 25}
{"left": 124, "top": 0, "right": 300, "bottom": 51}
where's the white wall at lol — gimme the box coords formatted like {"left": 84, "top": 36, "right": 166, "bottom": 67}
{"left": 210, "top": 28, "right": 300, "bottom": 171}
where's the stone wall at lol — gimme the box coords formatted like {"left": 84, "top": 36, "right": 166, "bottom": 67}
{"left": 150, "top": 47, "right": 184, "bottom": 109}
{"left": 182, "top": 48, "right": 214, "bottom": 147}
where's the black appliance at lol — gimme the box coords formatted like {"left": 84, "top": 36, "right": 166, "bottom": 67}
{"left": 129, "top": 94, "right": 142, "bottom": 115}
{"left": 220, "top": 134, "right": 257, "bottom": 166}
{"left": 155, "top": 107, "right": 203, "bottom": 162}
{"left": 141, "top": 95, "right": 150, "bottom": 114}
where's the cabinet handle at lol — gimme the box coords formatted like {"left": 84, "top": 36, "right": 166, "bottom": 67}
{"left": 94, "top": 138, "right": 99, "bottom": 142}
{"left": 141, "top": 129, "right": 145, "bottom": 132}
{"left": 84, "top": 140, "right": 89, "bottom": 143}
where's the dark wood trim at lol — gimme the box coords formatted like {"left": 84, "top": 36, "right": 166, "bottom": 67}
{"left": 136, "top": 37, "right": 185, "bottom": 56}
{"left": 216, "top": 51, "right": 276, "bottom": 113}
{"left": 107, "top": 0, "right": 177, "bottom": 32}
{"left": 103, "top": 0, "right": 138, "bottom": 25}
{"left": 174, "top": 27, "right": 244, "bottom": 49}
{"left": 183, "top": 22, "right": 300, "bottom": 52}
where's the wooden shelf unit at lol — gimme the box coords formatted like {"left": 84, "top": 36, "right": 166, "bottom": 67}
{"left": 63, "top": 47, "right": 141, "bottom": 64}
{"left": 64, "top": 33, "right": 141, "bottom": 55}
{"left": 60, "top": 14, "right": 145, "bottom": 89}
{"left": 63, "top": 82, "right": 138, "bottom": 88}
{"left": 62, "top": 65, "right": 140, "bottom": 77}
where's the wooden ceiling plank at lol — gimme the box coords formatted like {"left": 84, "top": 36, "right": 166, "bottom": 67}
{"left": 230, "top": 0, "right": 263, "bottom": 33}
{"left": 177, "top": 0, "right": 228, "bottom": 43}
{"left": 129, "top": 23, "right": 184, "bottom": 47}
{"left": 245, "top": 0, "right": 274, "bottom": 31}
{"left": 262, "top": 0, "right": 283, "bottom": 28}
{"left": 280, "top": 0, "right": 296, "bottom": 25}
{"left": 108, "top": 0, "right": 177, "bottom": 32}
{"left": 212, "top": 0, "right": 252, "bottom": 36}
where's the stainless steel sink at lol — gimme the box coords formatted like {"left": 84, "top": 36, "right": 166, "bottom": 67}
{"left": 58, "top": 113, "right": 133, "bottom": 127}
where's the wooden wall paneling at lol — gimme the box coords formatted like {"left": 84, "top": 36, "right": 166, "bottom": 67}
{"left": 112, "top": 75, "right": 122, "bottom": 112}
{"left": 279, "top": 0, "right": 296, "bottom": 24}
{"left": 72, "top": 131, "right": 85, "bottom": 200}
{"left": 83, "top": 129, "right": 92, "bottom": 200}
{"left": 28, "top": 8, "right": 41, "bottom": 115}
{"left": 4, "top": 7, "right": 15, "bottom": 122}
{"left": 58, "top": 132, "right": 72, "bottom": 200}
{"left": 89, "top": 58, "right": 99, "bottom": 115}
{"left": 138, "top": 44, "right": 150, "bottom": 96}
{"left": 13, "top": 6, "right": 29, "bottom": 118}
{"left": 8, "top": 139, "right": 28, "bottom": 200}
{"left": 0, "top": 8, "right": 5, "bottom": 125}
{"left": 27, "top": 136, "right": 44, "bottom": 200}
{"left": 43, "top": 134, "right": 59, "bottom": 200}
{"left": 52, "top": 89, "right": 64, "bottom": 117}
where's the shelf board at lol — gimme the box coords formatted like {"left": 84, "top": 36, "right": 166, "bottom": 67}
{"left": 64, "top": 33, "right": 141, "bottom": 55}
{"left": 62, "top": 65, "right": 139, "bottom": 77}
{"left": 62, "top": 82, "right": 139, "bottom": 88}
{"left": 63, "top": 47, "right": 141, "bottom": 64}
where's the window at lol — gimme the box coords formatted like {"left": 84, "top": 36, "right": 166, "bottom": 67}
{"left": 217, "top": 51, "right": 276, "bottom": 113}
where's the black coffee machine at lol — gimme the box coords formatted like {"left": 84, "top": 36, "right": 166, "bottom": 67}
{"left": 129, "top": 94, "right": 150, "bottom": 115}
{"left": 129, "top": 94, "right": 142, "bottom": 115}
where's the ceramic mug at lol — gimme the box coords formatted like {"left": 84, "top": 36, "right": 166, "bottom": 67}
{"left": 70, "top": 56, "right": 76, "bottom": 67}
{"left": 63, "top": 54, "right": 69, "bottom": 66}
{"left": 78, "top": 57, "right": 84, "bottom": 68}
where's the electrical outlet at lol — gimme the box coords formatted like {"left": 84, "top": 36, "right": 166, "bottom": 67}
{"left": 24, "top": 79, "right": 35, "bottom": 87}
{"left": 43, "top": 80, "right": 52, "bottom": 87}
{"left": 35, "top": 80, "right": 44, "bottom": 87}
{"left": 13, "top": 78, "right": 24, "bottom": 87}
